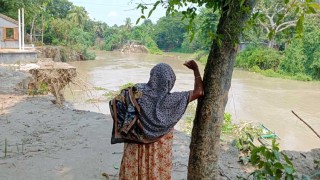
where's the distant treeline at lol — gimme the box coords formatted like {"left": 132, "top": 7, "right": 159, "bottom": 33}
{"left": 1, "top": 0, "right": 319, "bottom": 80}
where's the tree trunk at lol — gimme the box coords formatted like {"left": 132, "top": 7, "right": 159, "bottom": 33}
{"left": 187, "top": 0, "right": 256, "bottom": 179}
{"left": 268, "top": 38, "right": 274, "bottom": 48}
{"left": 41, "top": 14, "right": 44, "bottom": 46}
{"left": 33, "top": 22, "right": 36, "bottom": 43}
{"left": 30, "top": 17, "right": 35, "bottom": 43}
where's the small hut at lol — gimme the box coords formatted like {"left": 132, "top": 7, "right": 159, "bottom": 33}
{"left": 0, "top": 12, "right": 37, "bottom": 64}
{"left": 0, "top": 13, "right": 19, "bottom": 49}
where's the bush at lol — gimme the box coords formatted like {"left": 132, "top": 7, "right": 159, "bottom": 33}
{"left": 82, "top": 48, "right": 96, "bottom": 60}
{"left": 60, "top": 48, "right": 67, "bottom": 62}
{"left": 222, "top": 113, "right": 234, "bottom": 134}
{"left": 249, "top": 140, "right": 295, "bottom": 179}
{"left": 236, "top": 45, "right": 284, "bottom": 70}
{"left": 293, "top": 73, "right": 312, "bottom": 81}
{"left": 280, "top": 39, "right": 306, "bottom": 76}
{"left": 249, "top": 65, "right": 262, "bottom": 73}
{"left": 144, "top": 36, "right": 163, "bottom": 55}
{"left": 261, "top": 69, "right": 280, "bottom": 78}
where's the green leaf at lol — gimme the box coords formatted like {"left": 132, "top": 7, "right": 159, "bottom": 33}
{"left": 273, "top": 150, "right": 280, "bottom": 160}
{"left": 285, "top": 174, "right": 294, "bottom": 180}
{"left": 265, "top": 162, "right": 273, "bottom": 175}
{"left": 274, "top": 162, "right": 284, "bottom": 169}
{"left": 308, "top": 7, "right": 317, "bottom": 14}
{"left": 308, "top": 3, "right": 320, "bottom": 11}
{"left": 240, "top": 0, "right": 245, "bottom": 6}
{"left": 268, "top": 30, "right": 275, "bottom": 40}
{"left": 135, "top": 18, "right": 140, "bottom": 25}
{"left": 148, "top": 1, "right": 160, "bottom": 18}
{"left": 275, "top": 169, "right": 283, "bottom": 178}
{"left": 296, "top": 15, "right": 304, "bottom": 35}
{"left": 284, "top": 166, "right": 294, "bottom": 174}
{"left": 294, "top": 7, "right": 300, "bottom": 14}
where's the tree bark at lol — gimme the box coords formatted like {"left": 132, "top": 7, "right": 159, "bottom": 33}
{"left": 30, "top": 17, "right": 36, "bottom": 43}
{"left": 41, "top": 14, "right": 44, "bottom": 45}
{"left": 187, "top": 0, "right": 256, "bottom": 179}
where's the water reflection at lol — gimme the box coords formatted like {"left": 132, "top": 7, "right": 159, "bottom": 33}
{"left": 65, "top": 51, "right": 320, "bottom": 151}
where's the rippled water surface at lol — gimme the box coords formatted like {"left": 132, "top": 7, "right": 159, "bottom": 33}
{"left": 65, "top": 51, "right": 320, "bottom": 151}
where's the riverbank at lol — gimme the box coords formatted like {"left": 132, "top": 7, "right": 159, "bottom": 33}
{"left": 0, "top": 65, "right": 319, "bottom": 179}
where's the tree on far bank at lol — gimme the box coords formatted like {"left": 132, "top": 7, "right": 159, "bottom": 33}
{"left": 67, "top": 6, "right": 88, "bottom": 29}
{"left": 153, "top": 13, "right": 188, "bottom": 51}
{"left": 256, "top": 0, "right": 302, "bottom": 48}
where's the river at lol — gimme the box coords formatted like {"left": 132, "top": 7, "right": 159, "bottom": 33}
{"left": 65, "top": 51, "right": 320, "bottom": 151}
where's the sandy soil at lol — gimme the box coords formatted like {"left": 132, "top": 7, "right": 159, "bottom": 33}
{"left": 0, "top": 66, "right": 319, "bottom": 180}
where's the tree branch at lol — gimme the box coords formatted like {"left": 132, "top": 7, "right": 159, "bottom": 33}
{"left": 276, "top": 20, "right": 297, "bottom": 32}
{"left": 258, "top": 19, "right": 270, "bottom": 33}
{"left": 292, "top": 110, "right": 320, "bottom": 139}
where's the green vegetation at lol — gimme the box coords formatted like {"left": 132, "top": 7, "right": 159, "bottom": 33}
{"left": 93, "top": 86, "right": 107, "bottom": 91}
{"left": 230, "top": 120, "right": 296, "bottom": 179}
{"left": 234, "top": 14, "right": 320, "bottom": 81}
{"left": 29, "top": 82, "right": 49, "bottom": 95}
{"left": 0, "top": 0, "right": 221, "bottom": 56}
{"left": 220, "top": 114, "right": 296, "bottom": 179}
{"left": 249, "top": 140, "right": 295, "bottom": 179}
{"left": 0, "top": 0, "right": 98, "bottom": 60}
{"left": 221, "top": 113, "right": 233, "bottom": 134}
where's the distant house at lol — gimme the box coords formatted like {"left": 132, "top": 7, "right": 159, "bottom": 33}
{"left": 0, "top": 12, "right": 37, "bottom": 64}
{"left": 0, "top": 13, "right": 19, "bottom": 49}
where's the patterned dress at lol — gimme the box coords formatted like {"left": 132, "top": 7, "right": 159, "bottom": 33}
{"left": 119, "top": 131, "right": 174, "bottom": 180}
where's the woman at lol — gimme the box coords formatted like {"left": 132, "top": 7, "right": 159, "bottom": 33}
{"left": 119, "top": 60, "right": 203, "bottom": 180}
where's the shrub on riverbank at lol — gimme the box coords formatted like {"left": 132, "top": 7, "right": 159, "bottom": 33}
{"left": 236, "top": 45, "right": 284, "bottom": 71}
{"left": 233, "top": 15, "right": 320, "bottom": 81}
{"left": 249, "top": 65, "right": 312, "bottom": 81}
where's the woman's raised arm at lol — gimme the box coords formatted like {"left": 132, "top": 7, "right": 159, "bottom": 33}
{"left": 184, "top": 60, "right": 204, "bottom": 102}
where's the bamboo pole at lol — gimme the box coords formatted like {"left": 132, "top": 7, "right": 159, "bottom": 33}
{"left": 18, "top": 9, "right": 21, "bottom": 50}
{"left": 292, "top": 110, "right": 320, "bottom": 139}
{"left": 22, "top": 8, "right": 25, "bottom": 50}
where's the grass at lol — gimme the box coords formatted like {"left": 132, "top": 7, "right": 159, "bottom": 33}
{"left": 4, "top": 138, "right": 7, "bottom": 157}
{"left": 181, "top": 102, "right": 236, "bottom": 138}
{"left": 248, "top": 66, "right": 313, "bottom": 81}
{"left": 93, "top": 86, "right": 108, "bottom": 91}
{"left": 1, "top": 138, "right": 27, "bottom": 158}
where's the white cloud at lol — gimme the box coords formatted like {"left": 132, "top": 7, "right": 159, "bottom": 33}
{"left": 107, "top": 11, "right": 118, "bottom": 17}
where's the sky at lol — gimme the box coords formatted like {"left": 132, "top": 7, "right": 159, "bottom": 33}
{"left": 68, "top": 0, "right": 167, "bottom": 26}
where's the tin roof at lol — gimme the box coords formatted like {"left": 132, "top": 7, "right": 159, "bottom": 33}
{"left": 0, "top": 13, "right": 18, "bottom": 25}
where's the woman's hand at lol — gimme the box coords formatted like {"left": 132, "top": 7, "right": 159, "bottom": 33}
{"left": 184, "top": 60, "right": 198, "bottom": 71}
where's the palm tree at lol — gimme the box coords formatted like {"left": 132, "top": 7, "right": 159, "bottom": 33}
{"left": 124, "top": 17, "right": 132, "bottom": 31}
{"left": 67, "top": 6, "right": 88, "bottom": 29}
{"left": 93, "top": 21, "right": 105, "bottom": 38}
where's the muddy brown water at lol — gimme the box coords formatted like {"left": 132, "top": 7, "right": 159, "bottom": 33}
{"left": 65, "top": 51, "right": 320, "bottom": 151}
